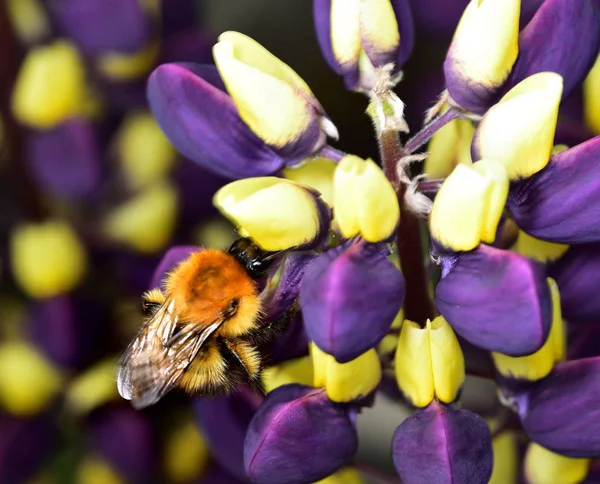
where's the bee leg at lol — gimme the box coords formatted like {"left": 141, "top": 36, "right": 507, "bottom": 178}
{"left": 223, "top": 340, "right": 264, "bottom": 393}
{"left": 250, "top": 299, "right": 300, "bottom": 345}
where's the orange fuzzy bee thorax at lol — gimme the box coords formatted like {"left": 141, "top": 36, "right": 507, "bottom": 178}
{"left": 165, "top": 250, "right": 262, "bottom": 337}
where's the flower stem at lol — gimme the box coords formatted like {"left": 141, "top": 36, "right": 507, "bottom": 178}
{"left": 319, "top": 145, "right": 346, "bottom": 162}
{"left": 403, "top": 108, "right": 461, "bottom": 155}
{"left": 379, "top": 129, "right": 435, "bottom": 324}
{"left": 0, "top": 3, "right": 46, "bottom": 221}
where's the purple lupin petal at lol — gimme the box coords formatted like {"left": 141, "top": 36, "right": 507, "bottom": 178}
{"left": 520, "top": 0, "right": 546, "bottom": 27}
{"left": 435, "top": 245, "right": 552, "bottom": 356}
{"left": 195, "top": 390, "right": 261, "bottom": 481}
{"left": 0, "top": 415, "right": 57, "bottom": 483}
{"left": 392, "top": 401, "right": 493, "bottom": 484}
{"left": 244, "top": 384, "right": 358, "bottom": 484}
{"left": 313, "top": 0, "right": 343, "bottom": 76}
{"left": 548, "top": 244, "right": 600, "bottom": 323}
{"left": 26, "top": 119, "right": 100, "bottom": 199}
{"left": 147, "top": 63, "right": 287, "bottom": 179}
{"left": 89, "top": 405, "right": 158, "bottom": 481}
{"left": 508, "top": 135, "right": 600, "bottom": 244}
{"left": 518, "top": 357, "right": 600, "bottom": 457}
{"left": 49, "top": 0, "right": 155, "bottom": 54}
{"left": 388, "top": 0, "right": 415, "bottom": 69}
{"left": 504, "top": 0, "right": 600, "bottom": 100}
{"left": 149, "top": 245, "right": 200, "bottom": 289}
{"left": 300, "top": 241, "right": 405, "bottom": 363}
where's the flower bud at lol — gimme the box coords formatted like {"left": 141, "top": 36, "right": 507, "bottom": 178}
{"left": 314, "top": 0, "right": 415, "bottom": 91}
{"left": 65, "top": 359, "right": 119, "bottom": 414}
{"left": 525, "top": 443, "right": 590, "bottom": 484}
{"left": 429, "top": 160, "right": 508, "bottom": 252}
{"left": 435, "top": 245, "right": 552, "bottom": 356}
{"left": 0, "top": 342, "right": 62, "bottom": 416}
{"left": 244, "top": 384, "right": 358, "bottom": 484}
{"left": 507, "top": 135, "right": 600, "bottom": 244}
{"left": 103, "top": 181, "right": 178, "bottom": 254}
{"left": 50, "top": 0, "right": 154, "bottom": 54}
{"left": 163, "top": 420, "right": 210, "bottom": 483}
{"left": 506, "top": 0, "right": 600, "bottom": 101}
{"left": 333, "top": 155, "right": 399, "bottom": 242}
{"left": 311, "top": 344, "right": 381, "bottom": 403}
{"left": 262, "top": 357, "right": 314, "bottom": 393}
{"left": 12, "top": 40, "right": 87, "bottom": 129}
{"left": 214, "top": 177, "right": 330, "bottom": 251}
{"left": 444, "top": 0, "right": 520, "bottom": 113}
{"left": 584, "top": 55, "right": 600, "bottom": 134}
{"left": 512, "top": 230, "right": 568, "bottom": 263}
{"left": 214, "top": 31, "right": 337, "bottom": 153}
{"left": 394, "top": 316, "right": 464, "bottom": 407}
{"left": 518, "top": 357, "right": 600, "bottom": 457}
{"left": 11, "top": 219, "right": 87, "bottom": 299}
{"left": 300, "top": 241, "right": 404, "bottom": 362}
{"left": 492, "top": 278, "right": 565, "bottom": 381}
{"left": 26, "top": 118, "right": 100, "bottom": 199}
{"left": 392, "top": 401, "right": 493, "bottom": 484}
{"left": 116, "top": 111, "right": 176, "bottom": 189}
{"left": 472, "top": 72, "right": 563, "bottom": 180}
{"left": 424, "top": 118, "right": 474, "bottom": 178}
{"left": 283, "top": 157, "right": 336, "bottom": 206}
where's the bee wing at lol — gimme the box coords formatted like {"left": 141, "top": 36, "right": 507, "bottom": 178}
{"left": 117, "top": 300, "right": 223, "bottom": 409}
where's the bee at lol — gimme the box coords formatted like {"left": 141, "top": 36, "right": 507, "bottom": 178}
{"left": 117, "top": 238, "right": 298, "bottom": 409}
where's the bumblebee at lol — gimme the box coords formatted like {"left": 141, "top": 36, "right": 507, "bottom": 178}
{"left": 117, "top": 238, "right": 297, "bottom": 409}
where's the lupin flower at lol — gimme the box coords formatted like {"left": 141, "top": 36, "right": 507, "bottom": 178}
{"left": 300, "top": 240, "right": 405, "bottom": 362}
{"left": 489, "top": 430, "right": 519, "bottom": 484}
{"left": 525, "top": 443, "right": 591, "bottom": 484}
{"left": 392, "top": 401, "right": 493, "bottom": 484}
{"left": 394, "top": 316, "right": 464, "bottom": 407}
{"left": 313, "top": 0, "right": 415, "bottom": 91}
{"left": 6, "top": 0, "right": 50, "bottom": 45}
{"left": 148, "top": 32, "right": 338, "bottom": 179}
{"left": 12, "top": 40, "right": 87, "bottom": 129}
{"left": 424, "top": 117, "right": 474, "bottom": 178}
{"left": 283, "top": 157, "right": 336, "bottom": 207}
{"left": 214, "top": 177, "right": 331, "bottom": 251}
{"left": 333, "top": 155, "right": 399, "bottom": 242}
{"left": 10, "top": 219, "right": 87, "bottom": 299}
{"left": 243, "top": 384, "right": 358, "bottom": 484}
{"left": 584, "top": 55, "right": 600, "bottom": 134}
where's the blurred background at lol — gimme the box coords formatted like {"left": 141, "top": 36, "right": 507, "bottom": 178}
{"left": 0, "top": 0, "right": 520, "bottom": 482}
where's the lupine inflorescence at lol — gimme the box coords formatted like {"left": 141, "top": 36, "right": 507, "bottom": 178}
{"left": 3, "top": 0, "right": 600, "bottom": 483}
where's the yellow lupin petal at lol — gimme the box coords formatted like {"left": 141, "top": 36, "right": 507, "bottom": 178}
{"left": 104, "top": 181, "right": 178, "bottom": 254}
{"left": 116, "top": 111, "right": 177, "bottom": 189}
{"left": 525, "top": 443, "right": 591, "bottom": 484}
{"left": 76, "top": 457, "right": 123, "bottom": 484}
{"left": 7, "top": 0, "right": 49, "bottom": 45}
{"left": 12, "top": 40, "right": 86, "bottom": 129}
{"left": 311, "top": 344, "right": 381, "bottom": 403}
{"left": 425, "top": 118, "right": 475, "bottom": 178}
{"left": 65, "top": 359, "right": 119, "bottom": 414}
{"left": 513, "top": 230, "right": 568, "bottom": 263}
{"left": 0, "top": 342, "right": 62, "bottom": 416}
{"left": 429, "top": 160, "right": 508, "bottom": 251}
{"left": 333, "top": 155, "right": 399, "bottom": 242}
{"left": 11, "top": 220, "right": 87, "bottom": 299}
{"left": 451, "top": 0, "right": 520, "bottom": 87}
{"left": 359, "top": 0, "right": 400, "bottom": 56}
{"left": 315, "top": 467, "right": 365, "bottom": 484}
{"left": 283, "top": 157, "right": 336, "bottom": 206}
{"left": 330, "top": 0, "right": 361, "bottom": 66}
{"left": 395, "top": 317, "right": 464, "bottom": 407}
{"left": 164, "top": 420, "right": 210, "bottom": 482}
{"left": 492, "top": 278, "right": 565, "bottom": 381}
{"left": 213, "top": 32, "right": 316, "bottom": 148}
{"left": 214, "top": 177, "right": 325, "bottom": 251}
{"left": 96, "top": 40, "right": 160, "bottom": 81}
{"left": 262, "top": 356, "right": 314, "bottom": 393}
{"left": 583, "top": 55, "right": 600, "bottom": 134}
{"left": 489, "top": 431, "right": 519, "bottom": 484}
{"left": 476, "top": 72, "right": 563, "bottom": 179}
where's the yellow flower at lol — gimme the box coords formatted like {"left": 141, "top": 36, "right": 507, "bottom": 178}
{"left": 96, "top": 40, "right": 160, "bottom": 81}
{"left": 11, "top": 219, "right": 87, "bottom": 299}
{"left": 394, "top": 316, "right": 465, "bottom": 407}
{"left": 333, "top": 155, "right": 399, "bottom": 242}
{"left": 425, "top": 118, "right": 474, "bottom": 178}
{"left": 513, "top": 230, "right": 568, "bottom": 263}
{"left": 525, "top": 443, "right": 590, "bottom": 484}
{"left": 164, "top": 420, "right": 210, "bottom": 482}
{"left": 262, "top": 356, "right": 314, "bottom": 393}
{"left": 283, "top": 157, "right": 336, "bottom": 206}
{"left": 65, "top": 359, "right": 119, "bottom": 414}
{"left": 583, "top": 54, "right": 600, "bottom": 134}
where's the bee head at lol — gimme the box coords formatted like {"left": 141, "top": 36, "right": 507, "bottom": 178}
{"left": 228, "top": 238, "right": 277, "bottom": 279}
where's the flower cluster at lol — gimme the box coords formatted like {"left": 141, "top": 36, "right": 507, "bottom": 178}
{"left": 3, "top": 0, "right": 600, "bottom": 482}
